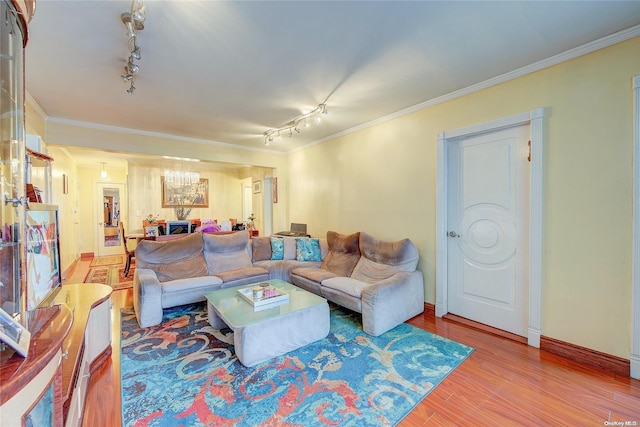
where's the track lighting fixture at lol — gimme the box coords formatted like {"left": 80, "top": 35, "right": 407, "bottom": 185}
{"left": 263, "top": 102, "right": 328, "bottom": 145}
{"left": 120, "top": 0, "right": 145, "bottom": 95}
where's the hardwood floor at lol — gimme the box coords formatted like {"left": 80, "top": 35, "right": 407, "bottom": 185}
{"left": 66, "top": 259, "right": 640, "bottom": 426}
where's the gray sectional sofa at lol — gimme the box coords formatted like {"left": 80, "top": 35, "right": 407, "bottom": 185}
{"left": 133, "top": 229, "right": 424, "bottom": 336}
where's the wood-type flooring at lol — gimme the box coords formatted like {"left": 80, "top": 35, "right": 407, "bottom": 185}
{"left": 65, "top": 258, "right": 640, "bottom": 426}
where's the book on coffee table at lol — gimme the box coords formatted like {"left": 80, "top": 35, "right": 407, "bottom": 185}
{"left": 237, "top": 286, "right": 289, "bottom": 311}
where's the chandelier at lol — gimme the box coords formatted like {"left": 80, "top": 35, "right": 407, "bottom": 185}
{"left": 121, "top": 0, "right": 146, "bottom": 95}
{"left": 164, "top": 170, "right": 200, "bottom": 187}
{"left": 263, "top": 102, "right": 328, "bottom": 145}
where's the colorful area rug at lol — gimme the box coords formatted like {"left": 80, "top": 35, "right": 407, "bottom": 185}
{"left": 120, "top": 303, "right": 474, "bottom": 426}
{"left": 84, "top": 263, "right": 134, "bottom": 291}
{"left": 90, "top": 255, "right": 124, "bottom": 267}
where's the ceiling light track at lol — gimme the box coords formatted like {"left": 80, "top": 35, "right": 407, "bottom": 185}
{"left": 263, "top": 102, "right": 328, "bottom": 145}
{"left": 120, "top": 0, "right": 146, "bottom": 95}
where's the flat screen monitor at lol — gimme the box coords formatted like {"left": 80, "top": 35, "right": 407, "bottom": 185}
{"left": 290, "top": 223, "right": 307, "bottom": 235}
{"left": 166, "top": 220, "right": 191, "bottom": 235}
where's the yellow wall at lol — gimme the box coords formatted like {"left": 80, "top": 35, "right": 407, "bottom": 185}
{"left": 45, "top": 147, "right": 78, "bottom": 274}
{"left": 25, "top": 104, "right": 79, "bottom": 275}
{"left": 288, "top": 37, "right": 640, "bottom": 359}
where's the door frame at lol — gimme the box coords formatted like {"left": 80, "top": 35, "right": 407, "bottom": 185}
{"left": 435, "top": 108, "right": 545, "bottom": 347}
{"left": 94, "top": 182, "right": 127, "bottom": 256}
{"left": 631, "top": 75, "right": 640, "bottom": 378}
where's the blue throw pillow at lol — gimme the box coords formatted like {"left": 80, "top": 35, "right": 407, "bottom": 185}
{"left": 270, "top": 237, "right": 284, "bottom": 260}
{"left": 296, "top": 238, "right": 321, "bottom": 262}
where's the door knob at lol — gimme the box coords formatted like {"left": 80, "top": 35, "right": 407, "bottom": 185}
{"left": 448, "top": 231, "right": 460, "bottom": 238}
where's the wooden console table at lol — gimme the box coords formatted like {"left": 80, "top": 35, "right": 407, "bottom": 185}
{"left": 0, "top": 284, "right": 112, "bottom": 427}
{"left": 0, "top": 304, "right": 72, "bottom": 426}
{"left": 53, "top": 283, "right": 112, "bottom": 427}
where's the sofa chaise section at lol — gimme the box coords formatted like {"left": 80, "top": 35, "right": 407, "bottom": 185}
{"left": 291, "top": 231, "right": 424, "bottom": 336}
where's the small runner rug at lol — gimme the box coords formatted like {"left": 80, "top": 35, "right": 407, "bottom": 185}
{"left": 120, "top": 302, "right": 474, "bottom": 426}
{"left": 84, "top": 264, "right": 134, "bottom": 291}
{"left": 90, "top": 255, "right": 124, "bottom": 267}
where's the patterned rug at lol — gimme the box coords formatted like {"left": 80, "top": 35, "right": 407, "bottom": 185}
{"left": 120, "top": 302, "right": 474, "bottom": 426}
{"left": 84, "top": 264, "right": 134, "bottom": 291}
{"left": 90, "top": 255, "right": 124, "bottom": 267}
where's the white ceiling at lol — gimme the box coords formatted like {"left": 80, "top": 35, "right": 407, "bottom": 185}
{"left": 24, "top": 1, "right": 640, "bottom": 165}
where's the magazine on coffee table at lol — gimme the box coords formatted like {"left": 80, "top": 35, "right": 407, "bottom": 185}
{"left": 238, "top": 286, "right": 289, "bottom": 311}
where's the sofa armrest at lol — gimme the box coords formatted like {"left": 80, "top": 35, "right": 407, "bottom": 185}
{"left": 360, "top": 271, "right": 424, "bottom": 336}
{"left": 133, "top": 268, "right": 164, "bottom": 327}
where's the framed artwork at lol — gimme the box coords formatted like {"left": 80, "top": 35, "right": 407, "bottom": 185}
{"left": 272, "top": 177, "right": 278, "bottom": 203}
{"left": 161, "top": 177, "right": 209, "bottom": 208}
{"left": 0, "top": 307, "right": 31, "bottom": 357}
{"left": 253, "top": 180, "right": 262, "bottom": 194}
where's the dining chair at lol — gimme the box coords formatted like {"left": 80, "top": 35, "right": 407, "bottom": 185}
{"left": 119, "top": 222, "right": 135, "bottom": 277}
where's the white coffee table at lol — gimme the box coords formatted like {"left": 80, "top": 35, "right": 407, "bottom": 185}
{"left": 204, "top": 279, "right": 329, "bottom": 367}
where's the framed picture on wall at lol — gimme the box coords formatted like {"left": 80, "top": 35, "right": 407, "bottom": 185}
{"left": 161, "top": 177, "right": 209, "bottom": 208}
{"left": 253, "top": 180, "right": 262, "bottom": 194}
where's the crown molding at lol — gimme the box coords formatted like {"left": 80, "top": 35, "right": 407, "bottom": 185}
{"left": 26, "top": 23, "right": 640, "bottom": 157}
{"left": 25, "top": 91, "right": 47, "bottom": 121}
{"left": 293, "top": 24, "right": 640, "bottom": 154}
{"left": 45, "top": 116, "right": 283, "bottom": 156}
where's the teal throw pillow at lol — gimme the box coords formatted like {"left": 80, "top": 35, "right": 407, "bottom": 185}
{"left": 270, "top": 237, "right": 284, "bottom": 260}
{"left": 296, "top": 238, "right": 322, "bottom": 262}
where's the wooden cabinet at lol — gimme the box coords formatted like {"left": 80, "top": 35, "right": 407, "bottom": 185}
{"left": 52, "top": 284, "right": 112, "bottom": 427}
{"left": 0, "top": 305, "right": 73, "bottom": 426}
{"left": 0, "top": 284, "right": 112, "bottom": 427}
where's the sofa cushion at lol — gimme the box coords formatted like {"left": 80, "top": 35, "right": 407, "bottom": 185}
{"left": 215, "top": 267, "right": 269, "bottom": 283}
{"left": 320, "top": 231, "right": 361, "bottom": 276}
{"left": 270, "top": 237, "right": 284, "bottom": 260}
{"left": 321, "top": 276, "right": 370, "bottom": 298}
{"left": 292, "top": 267, "right": 338, "bottom": 283}
{"left": 351, "top": 232, "right": 419, "bottom": 284}
{"left": 252, "top": 236, "right": 272, "bottom": 261}
{"left": 295, "top": 238, "right": 322, "bottom": 261}
{"left": 283, "top": 237, "right": 297, "bottom": 260}
{"left": 162, "top": 275, "right": 223, "bottom": 294}
{"left": 135, "top": 233, "right": 208, "bottom": 282}
{"left": 203, "top": 231, "right": 252, "bottom": 274}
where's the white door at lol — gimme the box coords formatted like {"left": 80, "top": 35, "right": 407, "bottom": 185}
{"left": 447, "top": 124, "right": 530, "bottom": 336}
{"left": 96, "top": 183, "right": 126, "bottom": 257}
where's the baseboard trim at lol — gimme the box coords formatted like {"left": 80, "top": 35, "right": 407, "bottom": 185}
{"left": 424, "top": 302, "right": 435, "bottom": 317}
{"left": 442, "top": 313, "right": 528, "bottom": 344}
{"left": 61, "top": 258, "right": 79, "bottom": 282}
{"left": 540, "top": 336, "right": 631, "bottom": 377}
{"left": 423, "top": 303, "right": 632, "bottom": 377}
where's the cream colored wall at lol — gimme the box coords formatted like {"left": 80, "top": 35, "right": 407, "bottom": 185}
{"left": 288, "top": 37, "right": 640, "bottom": 359}
{"left": 126, "top": 163, "right": 243, "bottom": 234}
